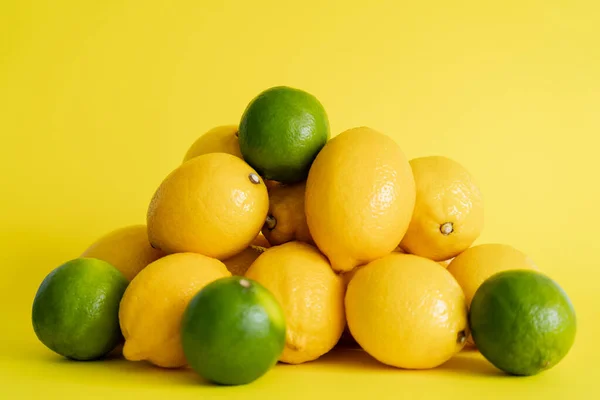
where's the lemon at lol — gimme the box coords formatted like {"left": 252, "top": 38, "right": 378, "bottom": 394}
{"left": 81, "top": 224, "right": 164, "bottom": 281}
{"left": 119, "top": 252, "right": 230, "bottom": 368}
{"left": 182, "top": 124, "right": 242, "bottom": 162}
{"left": 446, "top": 243, "right": 538, "bottom": 306}
{"left": 305, "top": 127, "right": 416, "bottom": 272}
{"left": 245, "top": 242, "right": 345, "bottom": 364}
{"left": 147, "top": 153, "right": 269, "bottom": 259}
{"left": 222, "top": 245, "right": 266, "bottom": 276}
{"left": 262, "top": 182, "right": 313, "bottom": 246}
{"left": 346, "top": 253, "right": 468, "bottom": 369}
{"left": 182, "top": 276, "right": 286, "bottom": 385}
{"left": 238, "top": 86, "right": 330, "bottom": 183}
{"left": 399, "top": 156, "right": 484, "bottom": 261}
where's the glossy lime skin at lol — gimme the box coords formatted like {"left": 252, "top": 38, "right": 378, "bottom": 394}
{"left": 470, "top": 269, "right": 576, "bottom": 376}
{"left": 32, "top": 258, "right": 128, "bottom": 361}
{"left": 181, "top": 276, "right": 286, "bottom": 385}
{"left": 238, "top": 86, "right": 330, "bottom": 183}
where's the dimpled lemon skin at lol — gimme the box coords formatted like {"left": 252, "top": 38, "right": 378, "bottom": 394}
{"left": 245, "top": 242, "right": 346, "bottom": 364}
{"left": 81, "top": 224, "right": 164, "bottom": 281}
{"left": 305, "top": 127, "right": 416, "bottom": 272}
{"left": 182, "top": 124, "right": 242, "bottom": 163}
{"left": 346, "top": 253, "right": 468, "bottom": 369}
{"left": 147, "top": 153, "right": 269, "bottom": 260}
{"left": 400, "top": 156, "right": 484, "bottom": 261}
{"left": 119, "top": 253, "right": 230, "bottom": 368}
{"left": 262, "top": 182, "right": 313, "bottom": 246}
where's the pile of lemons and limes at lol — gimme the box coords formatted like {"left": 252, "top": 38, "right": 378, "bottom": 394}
{"left": 32, "top": 86, "right": 577, "bottom": 386}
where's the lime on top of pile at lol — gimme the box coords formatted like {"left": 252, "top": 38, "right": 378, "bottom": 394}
{"left": 32, "top": 258, "right": 128, "bottom": 361}
{"left": 238, "top": 86, "right": 330, "bottom": 183}
{"left": 181, "top": 276, "right": 286, "bottom": 386}
{"left": 469, "top": 269, "right": 576, "bottom": 376}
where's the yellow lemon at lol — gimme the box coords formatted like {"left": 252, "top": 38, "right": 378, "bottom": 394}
{"left": 119, "top": 252, "right": 230, "bottom": 368}
{"left": 305, "top": 127, "right": 416, "bottom": 272}
{"left": 262, "top": 182, "right": 313, "bottom": 246}
{"left": 245, "top": 242, "right": 345, "bottom": 364}
{"left": 346, "top": 253, "right": 468, "bottom": 369}
{"left": 222, "top": 245, "right": 266, "bottom": 276}
{"left": 446, "top": 243, "right": 538, "bottom": 306}
{"left": 147, "top": 153, "right": 269, "bottom": 259}
{"left": 81, "top": 225, "right": 164, "bottom": 281}
{"left": 182, "top": 124, "right": 242, "bottom": 162}
{"left": 399, "top": 156, "right": 484, "bottom": 261}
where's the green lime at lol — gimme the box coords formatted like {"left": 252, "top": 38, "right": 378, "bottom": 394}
{"left": 238, "top": 86, "right": 330, "bottom": 183}
{"left": 32, "top": 257, "right": 129, "bottom": 361}
{"left": 181, "top": 276, "right": 286, "bottom": 386}
{"left": 469, "top": 269, "right": 576, "bottom": 376}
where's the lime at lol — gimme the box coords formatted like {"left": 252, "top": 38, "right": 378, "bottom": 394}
{"left": 181, "top": 276, "right": 286, "bottom": 385}
{"left": 469, "top": 269, "right": 576, "bottom": 376}
{"left": 32, "top": 258, "right": 129, "bottom": 361}
{"left": 238, "top": 86, "right": 330, "bottom": 183}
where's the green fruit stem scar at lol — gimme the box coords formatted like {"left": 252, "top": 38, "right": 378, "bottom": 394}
{"left": 440, "top": 222, "right": 454, "bottom": 235}
{"left": 239, "top": 279, "right": 251, "bottom": 288}
{"left": 265, "top": 215, "right": 277, "bottom": 230}
{"left": 249, "top": 173, "right": 261, "bottom": 184}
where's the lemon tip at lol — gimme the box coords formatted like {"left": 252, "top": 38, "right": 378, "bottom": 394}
{"left": 122, "top": 340, "right": 145, "bottom": 361}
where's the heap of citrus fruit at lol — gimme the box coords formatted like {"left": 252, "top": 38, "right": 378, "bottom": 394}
{"left": 32, "top": 86, "right": 577, "bottom": 386}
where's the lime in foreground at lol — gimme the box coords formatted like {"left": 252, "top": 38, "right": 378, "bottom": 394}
{"left": 32, "top": 258, "right": 129, "bottom": 361}
{"left": 238, "top": 86, "right": 330, "bottom": 183}
{"left": 181, "top": 276, "right": 286, "bottom": 385}
{"left": 469, "top": 269, "right": 576, "bottom": 376}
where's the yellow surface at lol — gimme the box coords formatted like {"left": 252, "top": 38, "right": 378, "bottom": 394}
{"left": 0, "top": 0, "right": 598, "bottom": 398}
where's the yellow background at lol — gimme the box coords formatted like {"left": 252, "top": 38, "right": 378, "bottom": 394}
{"left": 1, "top": 0, "right": 599, "bottom": 398}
